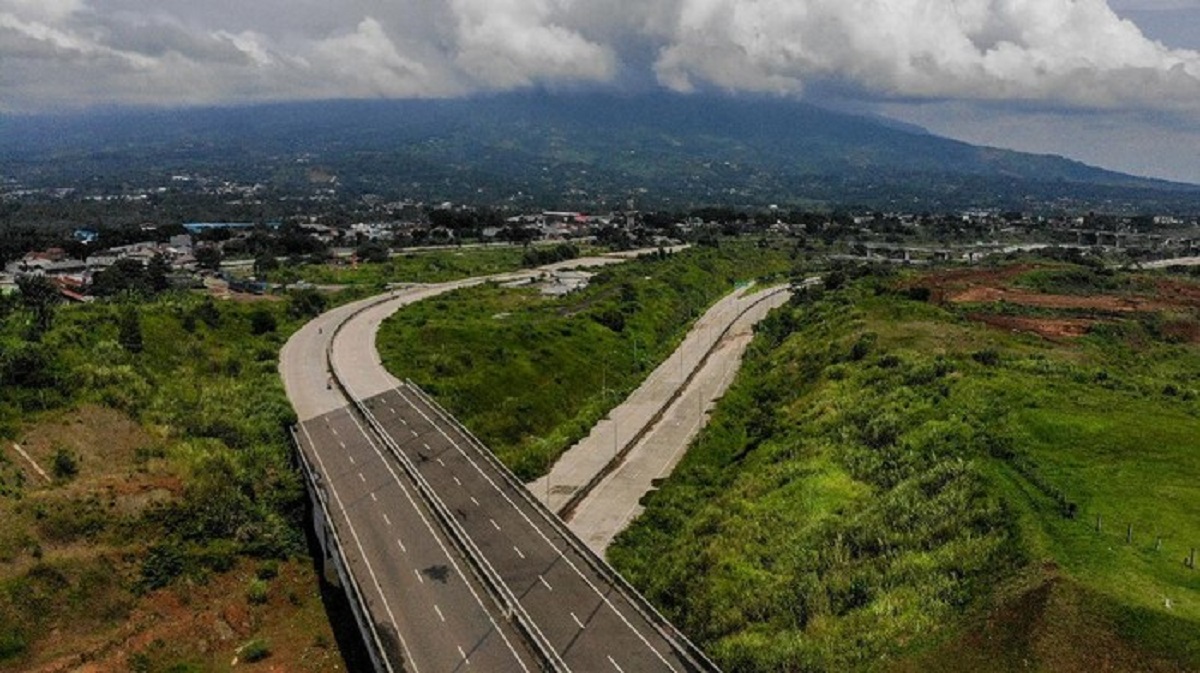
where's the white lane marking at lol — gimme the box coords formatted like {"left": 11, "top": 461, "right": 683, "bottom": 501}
{"left": 400, "top": 418, "right": 408, "bottom": 426}
{"left": 335, "top": 406, "right": 531, "bottom": 672}
{"left": 608, "top": 655, "right": 625, "bottom": 672}
{"left": 434, "top": 604, "right": 446, "bottom": 622}
{"left": 396, "top": 538, "right": 407, "bottom": 553}
{"left": 330, "top": 426, "right": 339, "bottom": 436}
{"left": 453, "top": 476, "right": 462, "bottom": 486}
{"left": 414, "top": 568, "right": 424, "bottom": 584}
{"left": 513, "top": 545, "right": 525, "bottom": 559}
{"left": 410, "top": 429, "right": 418, "bottom": 438}
{"left": 423, "top": 443, "right": 431, "bottom": 452}
{"left": 489, "top": 518, "right": 501, "bottom": 531}
{"left": 470, "top": 497, "right": 480, "bottom": 507}
{"left": 393, "top": 388, "right": 680, "bottom": 672}
{"left": 348, "top": 455, "right": 356, "bottom": 465}
{"left": 382, "top": 513, "right": 392, "bottom": 527}
{"left": 358, "top": 472, "right": 366, "bottom": 483}
{"left": 297, "top": 422, "right": 420, "bottom": 673}
{"left": 458, "top": 645, "right": 470, "bottom": 666}
{"left": 538, "top": 575, "right": 552, "bottom": 591}
{"left": 571, "top": 612, "right": 585, "bottom": 630}
{"left": 390, "top": 407, "right": 397, "bottom": 415}
{"left": 370, "top": 493, "right": 378, "bottom": 503}
{"left": 339, "top": 441, "right": 346, "bottom": 449}
{"left": 436, "top": 457, "right": 446, "bottom": 467}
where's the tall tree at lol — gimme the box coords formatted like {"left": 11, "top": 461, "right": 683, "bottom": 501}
{"left": 118, "top": 305, "right": 144, "bottom": 354}
{"left": 16, "top": 275, "right": 60, "bottom": 339}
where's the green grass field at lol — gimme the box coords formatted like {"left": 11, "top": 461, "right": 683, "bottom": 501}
{"left": 376, "top": 242, "right": 795, "bottom": 479}
{"left": 609, "top": 263, "right": 1200, "bottom": 672}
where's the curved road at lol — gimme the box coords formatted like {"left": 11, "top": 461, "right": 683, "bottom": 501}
{"left": 281, "top": 252, "right": 716, "bottom": 673}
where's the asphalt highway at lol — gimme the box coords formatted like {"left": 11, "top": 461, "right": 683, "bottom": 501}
{"left": 361, "top": 384, "right": 696, "bottom": 672}
{"left": 280, "top": 248, "right": 712, "bottom": 673}
{"left": 296, "top": 406, "right": 537, "bottom": 672}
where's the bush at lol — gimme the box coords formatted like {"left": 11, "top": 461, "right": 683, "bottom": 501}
{"left": 246, "top": 579, "right": 269, "bottom": 605}
{"left": 241, "top": 638, "right": 270, "bottom": 663}
{"left": 249, "top": 309, "right": 277, "bottom": 335}
{"left": 51, "top": 446, "right": 78, "bottom": 480}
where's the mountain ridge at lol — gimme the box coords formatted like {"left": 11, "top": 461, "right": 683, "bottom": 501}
{"left": 2, "top": 93, "right": 1197, "bottom": 212}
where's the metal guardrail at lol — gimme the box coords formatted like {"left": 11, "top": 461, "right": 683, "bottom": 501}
{"left": 306, "top": 266, "right": 755, "bottom": 673}
{"left": 322, "top": 297, "right": 566, "bottom": 672}
{"left": 290, "top": 426, "right": 398, "bottom": 673}
{"left": 402, "top": 382, "right": 722, "bottom": 673}
{"left": 353, "top": 399, "right": 568, "bottom": 672}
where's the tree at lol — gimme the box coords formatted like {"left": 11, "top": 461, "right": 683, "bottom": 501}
{"left": 146, "top": 253, "right": 171, "bottom": 293}
{"left": 16, "top": 275, "right": 60, "bottom": 339}
{"left": 253, "top": 253, "right": 279, "bottom": 277}
{"left": 288, "top": 289, "right": 327, "bottom": 319}
{"left": 118, "top": 305, "right": 144, "bottom": 354}
{"left": 195, "top": 245, "right": 223, "bottom": 271}
{"left": 249, "top": 308, "right": 277, "bottom": 335}
{"left": 92, "top": 258, "right": 148, "bottom": 297}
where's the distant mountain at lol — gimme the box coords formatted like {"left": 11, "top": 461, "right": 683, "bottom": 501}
{"left": 2, "top": 94, "right": 1197, "bottom": 212}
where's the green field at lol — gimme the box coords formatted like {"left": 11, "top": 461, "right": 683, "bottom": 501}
{"left": 609, "top": 263, "right": 1200, "bottom": 672}
{"left": 376, "top": 243, "right": 795, "bottom": 479}
{"left": 275, "top": 246, "right": 533, "bottom": 287}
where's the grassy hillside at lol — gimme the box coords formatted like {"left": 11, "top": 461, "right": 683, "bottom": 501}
{"left": 609, "top": 262, "right": 1200, "bottom": 672}
{"left": 0, "top": 247, "right": 536, "bottom": 670}
{"left": 377, "top": 242, "right": 794, "bottom": 479}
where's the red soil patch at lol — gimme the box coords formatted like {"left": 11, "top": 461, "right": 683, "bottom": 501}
{"left": 969, "top": 314, "right": 1099, "bottom": 341}
{"left": 949, "top": 287, "right": 1168, "bottom": 313}
{"left": 911, "top": 265, "right": 1200, "bottom": 341}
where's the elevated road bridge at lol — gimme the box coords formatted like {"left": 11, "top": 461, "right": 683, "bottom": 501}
{"left": 281, "top": 254, "right": 718, "bottom": 672}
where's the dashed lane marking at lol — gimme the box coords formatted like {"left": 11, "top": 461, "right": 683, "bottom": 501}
{"left": 571, "top": 612, "right": 585, "bottom": 630}
{"left": 489, "top": 518, "right": 501, "bottom": 531}
{"left": 382, "top": 513, "right": 392, "bottom": 527}
{"left": 370, "top": 493, "right": 378, "bottom": 502}
{"left": 513, "top": 545, "right": 525, "bottom": 559}
{"left": 538, "top": 575, "right": 552, "bottom": 591}
{"left": 434, "top": 605, "right": 446, "bottom": 623}
{"left": 396, "top": 538, "right": 407, "bottom": 553}
{"left": 608, "top": 655, "right": 626, "bottom": 672}
{"left": 414, "top": 569, "right": 424, "bottom": 584}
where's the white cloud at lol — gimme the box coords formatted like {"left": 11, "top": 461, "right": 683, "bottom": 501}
{"left": 450, "top": 0, "right": 616, "bottom": 88}
{"left": 649, "top": 0, "right": 1200, "bottom": 107}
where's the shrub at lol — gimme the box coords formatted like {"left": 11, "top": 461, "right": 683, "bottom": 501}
{"left": 241, "top": 638, "right": 270, "bottom": 662}
{"left": 51, "top": 446, "right": 78, "bottom": 480}
{"left": 249, "top": 309, "right": 277, "bottom": 335}
{"left": 256, "top": 559, "right": 280, "bottom": 580}
{"left": 246, "top": 579, "right": 269, "bottom": 605}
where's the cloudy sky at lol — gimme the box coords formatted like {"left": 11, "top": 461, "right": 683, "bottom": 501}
{"left": 2, "top": 0, "right": 1198, "bottom": 183}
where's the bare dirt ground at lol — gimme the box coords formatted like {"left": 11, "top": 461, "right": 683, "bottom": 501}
{"left": 914, "top": 266, "right": 1200, "bottom": 342}
{"left": 1, "top": 407, "right": 341, "bottom": 673}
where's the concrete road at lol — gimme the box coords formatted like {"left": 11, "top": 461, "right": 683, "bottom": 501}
{"left": 568, "top": 290, "right": 792, "bottom": 553}
{"left": 528, "top": 285, "right": 791, "bottom": 515}
{"left": 362, "top": 384, "right": 698, "bottom": 672}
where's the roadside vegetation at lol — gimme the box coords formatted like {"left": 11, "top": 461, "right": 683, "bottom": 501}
{"left": 376, "top": 242, "right": 795, "bottom": 479}
{"left": 270, "top": 244, "right": 569, "bottom": 289}
{"left": 0, "top": 245, "right": 539, "bottom": 670}
{"left": 609, "top": 260, "right": 1200, "bottom": 672}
